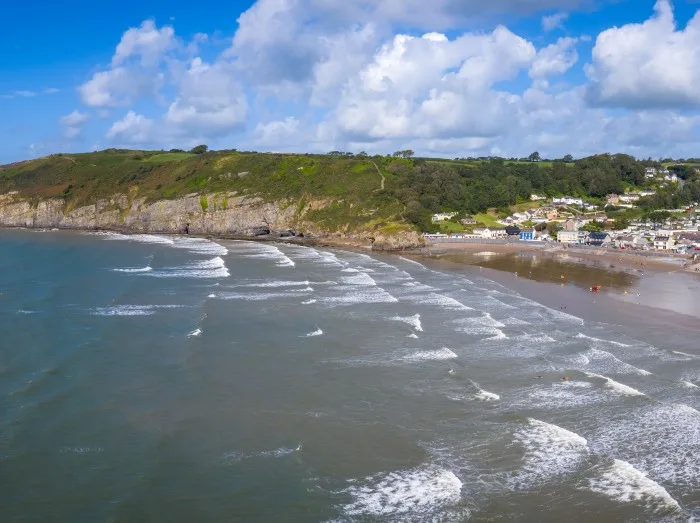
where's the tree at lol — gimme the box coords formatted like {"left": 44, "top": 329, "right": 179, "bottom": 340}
{"left": 392, "top": 149, "right": 415, "bottom": 159}
{"left": 562, "top": 154, "right": 574, "bottom": 163}
{"left": 190, "top": 144, "right": 208, "bottom": 154}
{"left": 528, "top": 151, "right": 541, "bottom": 162}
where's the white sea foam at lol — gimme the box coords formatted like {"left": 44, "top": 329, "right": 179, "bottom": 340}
{"left": 93, "top": 305, "right": 156, "bottom": 316}
{"left": 390, "top": 314, "right": 423, "bottom": 332}
{"left": 682, "top": 380, "right": 699, "bottom": 389}
{"left": 215, "top": 288, "right": 313, "bottom": 301}
{"left": 301, "top": 299, "right": 317, "bottom": 305}
{"left": 340, "top": 466, "right": 462, "bottom": 519}
{"left": 234, "top": 280, "right": 316, "bottom": 288}
{"left": 340, "top": 272, "right": 377, "bottom": 286}
{"left": 590, "top": 403, "right": 700, "bottom": 490}
{"left": 322, "top": 288, "right": 398, "bottom": 305}
{"left": 475, "top": 389, "right": 500, "bottom": 401}
{"left": 207, "top": 293, "right": 216, "bottom": 298}
{"left": 146, "top": 256, "right": 230, "bottom": 279}
{"left": 188, "top": 328, "right": 202, "bottom": 337}
{"left": 576, "top": 333, "right": 632, "bottom": 347}
{"left": 173, "top": 237, "right": 228, "bottom": 256}
{"left": 305, "top": 329, "right": 323, "bottom": 337}
{"left": 672, "top": 350, "right": 699, "bottom": 359}
{"left": 59, "top": 446, "right": 104, "bottom": 454}
{"left": 398, "top": 256, "right": 428, "bottom": 269}
{"left": 403, "top": 348, "right": 458, "bottom": 362}
{"left": 223, "top": 445, "right": 302, "bottom": 464}
{"left": 402, "top": 293, "right": 472, "bottom": 311}
{"left": 113, "top": 266, "right": 153, "bottom": 273}
{"left": 241, "top": 243, "right": 295, "bottom": 267}
{"left": 407, "top": 333, "right": 419, "bottom": 339}
{"left": 98, "top": 232, "right": 175, "bottom": 245}
{"left": 584, "top": 372, "right": 646, "bottom": 397}
{"left": 587, "top": 459, "right": 681, "bottom": 514}
{"left": 512, "top": 418, "right": 588, "bottom": 488}
{"left": 585, "top": 348, "right": 652, "bottom": 376}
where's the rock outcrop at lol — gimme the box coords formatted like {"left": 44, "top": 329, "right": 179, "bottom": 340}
{"left": 0, "top": 192, "right": 421, "bottom": 250}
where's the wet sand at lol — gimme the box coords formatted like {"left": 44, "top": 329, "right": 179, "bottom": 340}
{"left": 401, "top": 250, "right": 700, "bottom": 349}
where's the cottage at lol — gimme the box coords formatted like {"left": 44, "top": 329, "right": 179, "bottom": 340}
{"left": 619, "top": 194, "right": 641, "bottom": 203}
{"left": 505, "top": 226, "right": 521, "bottom": 237}
{"left": 553, "top": 197, "right": 583, "bottom": 207}
{"left": 519, "top": 229, "right": 535, "bottom": 241}
{"left": 561, "top": 219, "right": 580, "bottom": 232}
{"left": 645, "top": 167, "right": 657, "bottom": 178}
{"left": 460, "top": 216, "right": 477, "bottom": 225}
{"left": 530, "top": 194, "right": 546, "bottom": 201}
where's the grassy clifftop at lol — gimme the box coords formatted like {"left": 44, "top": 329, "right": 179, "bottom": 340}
{"left": 0, "top": 149, "right": 409, "bottom": 235}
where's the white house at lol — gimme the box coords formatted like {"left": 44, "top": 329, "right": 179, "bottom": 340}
{"left": 553, "top": 197, "right": 583, "bottom": 206}
{"left": 619, "top": 194, "right": 641, "bottom": 203}
{"left": 653, "top": 235, "right": 675, "bottom": 250}
{"left": 530, "top": 194, "right": 547, "bottom": 201}
{"left": 645, "top": 167, "right": 657, "bottom": 178}
{"left": 432, "top": 212, "right": 457, "bottom": 222}
{"left": 557, "top": 230, "right": 589, "bottom": 244}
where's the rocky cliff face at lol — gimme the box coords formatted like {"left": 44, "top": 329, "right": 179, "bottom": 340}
{"left": 0, "top": 192, "right": 423, "bottom": 250}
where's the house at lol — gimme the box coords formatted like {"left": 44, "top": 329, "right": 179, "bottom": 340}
{"left": 619, "top": 193, "right": 641, "bottom": 203}
{"left": 653, "top": 235, "right": 674, "bottom": 250}
{"left": 615, "top": 235, "right": 635, "bottom": 248}
{"left": 473, "top": 227, "right": 507, "bottom": 239}
{"left": 553, "top": 197, "right": 583, "bottom": 207}
{"left": 558, "top": 230, "right": 589, "bottom": 244}
{"left": 632, "top": 235, "right": 652, "bottom": 249}
{"left": 562, "top": 219, "right": 580, "bottom": 232}
{"left": 587, "top": 232, "right": 612, "bottom": 246}
{"left": 606, "top": 194, "right": 620, "bottom": 206}
{"left": 519, "top": 229, "right": 535, "bottom": 241}
{"left": 645, "top": 167, "right": 657, "bottom": 178}
{"left": 639, "top": 190, "right": 656, "bottom": 197}
{"left": 432, "top": 212, "right": 457, "bottom": 222}
{"left": 530, "top": 194, "right": 547, "bottom": 201}
{"left": 505, "top": 226, "right": 521, "bottom": 237}
{"left": 460, "top": 216, "right": 477, "bottom": 225}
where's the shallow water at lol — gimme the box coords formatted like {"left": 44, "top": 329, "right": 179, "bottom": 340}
{"left": 1, "top": 229, "right": 699, "bottom": 522}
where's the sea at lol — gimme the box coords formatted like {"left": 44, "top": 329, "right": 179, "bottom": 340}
{"left": 1, "top": 228, "right": 699, "bottom": 522}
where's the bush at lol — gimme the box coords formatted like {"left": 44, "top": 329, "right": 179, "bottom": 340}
{"left": 190, "top": 145, "right": 208, "bottom": 155}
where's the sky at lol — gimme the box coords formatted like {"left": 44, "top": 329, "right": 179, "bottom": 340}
{"left": 3, "top": 0, "right": 700, "bottom": 163}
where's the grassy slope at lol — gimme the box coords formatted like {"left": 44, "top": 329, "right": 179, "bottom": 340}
{"left": 0, "top": 149, "right": 409, "bottom": 234}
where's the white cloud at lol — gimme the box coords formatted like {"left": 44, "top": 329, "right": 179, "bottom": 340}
{"left": 165, "top": 58, "right": 247, "bottom": 136}
{"left": 60, "top": 110, "right": 90, "bottom": 139}
{"left": 542, "top": 12, "right": 568, "bottom": 31}
{"left": 329, "top": 26, "right": 535, "bottom": 141}
{"left": 252, "top": 117, "right": 301, "bottom": 146}
{"left": 586, "top": 0, "right": 700, "bottom": 108}
{"left": 112, "top": 20, "right": 176, "bottom": 67}
{"left": 14, "top": 90, "right": 36, "bottom": 97}
{"left": 529, "top": 37, "right": 578, "bottom": 78}
{"left": 106, "top": 111, "right": 155, "bottom": 143}
{"left": 60, "top": 110, "right": 90, "bottom": 127}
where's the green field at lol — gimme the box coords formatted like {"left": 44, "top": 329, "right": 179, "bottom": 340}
{"left": 473, "top": 213, "right": 504, "bottom": 227}
{"left": 144, "top": 152, "right": 195, "bottom": 163}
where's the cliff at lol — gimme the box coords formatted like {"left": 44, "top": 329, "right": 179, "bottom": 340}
{"left": 0, "top": 150, "right": 422, "bottom": 250}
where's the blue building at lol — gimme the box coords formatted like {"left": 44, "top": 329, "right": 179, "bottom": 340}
{"left": 519, "top": 229, "right": 534, "bottom": 241}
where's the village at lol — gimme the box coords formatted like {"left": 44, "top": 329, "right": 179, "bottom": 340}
{"left": 424, "top": 186, "right": 700, "bottom": 257}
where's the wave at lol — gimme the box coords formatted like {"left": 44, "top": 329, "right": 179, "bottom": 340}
{"left": 672, "top": 350, "right": 699, "bottom": 359}
{"left": 223, "top": 444, "right": 302, "bottom": 464}
{"left": 587, "top": 459, "right": 681, "bottom": 514}
{"left": 214, "top": 288, "right": 313, "bottom": 301}
{"left": 403, "top": 348, "right": 457, "bottom": 362}
{"left": 241, "top": 243, "right": 295, "bottom": 267}
{"left": 113, "top": 266, "right": 153, "bottom": 273}
{"left": 512, "top": 418, "right": 588, "bottom": 488}
{"left": 407, "top": 333, "right": 419, "bottom": 339}
{"left": 576, "top": 333, "right": 632, "bottom": 347}
{"left": 305, "top": 329, "right": 323, "bottom": 337}
{"left": 682, "top": 380, "right": 699, "bottom": 389}
{"left": 188, "top": 328, "right": 202, "bottom": 337}
{"left": 172, "top": 237, "right": 228, "bottom": 256}
{"left": 322, "top": 288, "right": 398, "bottom": 305}
{"left": 584, "top": 348, "right": 652, "bottom": 376}
{"left": 98, "top": 232, "right": 175, "bottom": 245}
{"left": 397, "top": 256, "right": 428, "bottom": 269}
{"left": 234, "top": 280, "right": 320, "bottom": 288}
{"left": 584, "top": 372, "right": 646, "bottom": 396}
{"left": 390, "top": 314, "right": 423, "bottom": 332}
{"left": 301, "top": 299, "right": 317, "bottom": 305}
{"left": 93, "top": 305, "right": 156, "bottom": 316}
{"left": 475, "top": 389, "right": 500, "bottom": 401}
{"left": 146, "top": 256, "right": 230, "bottom": 279}
{"left": 340, "top": 272, "right": 377, "bottom": 286}
{"left": 402, "top": 293, "right": 472, "bottom": 311}
{"left": 339, "top": 466, "right": 462, "bottom": 519}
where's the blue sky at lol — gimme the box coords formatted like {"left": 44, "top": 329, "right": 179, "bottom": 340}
{"left": 3, "top": 0, "right": 700, "bottom": 163}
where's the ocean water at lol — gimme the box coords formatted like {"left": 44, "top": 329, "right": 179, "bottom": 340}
{"left": 1, "top": 228, "right": 699, "bottom": 522}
